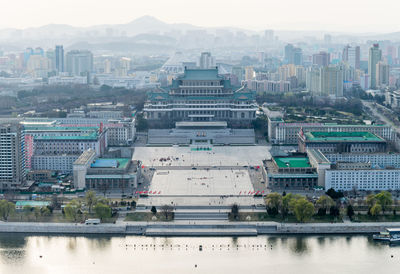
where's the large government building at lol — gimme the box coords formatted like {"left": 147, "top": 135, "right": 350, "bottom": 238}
{"left": 144, "top": 68, "right": 258, "bottom": 126}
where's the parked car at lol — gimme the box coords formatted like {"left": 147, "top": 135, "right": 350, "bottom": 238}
{"left": 85, "top": 219, "right": 101, "bottom": 225}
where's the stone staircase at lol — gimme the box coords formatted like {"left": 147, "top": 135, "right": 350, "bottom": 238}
{"left": 174, "top": 211, "right": 229, "bottom": 221}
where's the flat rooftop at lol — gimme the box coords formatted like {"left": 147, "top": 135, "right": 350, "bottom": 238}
{"left": 34, "top": 132, "right": 99, "bottom": 141}
{"left": 274, "top": 157, "right": 311, "bottom": 168}
{"left": 90, "top": 158, "right": 130, "bottom": 169}
{"left": 303, "top": 131, "right": 384, "bottom": 142}
{"left": 74, "top": 149, "right": 96, "bottom": 165}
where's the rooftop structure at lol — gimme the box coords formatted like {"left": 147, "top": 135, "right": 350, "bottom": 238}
{"left": 148, "top": 122, "right": 255, "bottom": 145}
{"left": 274, "top": 157, "right": 311, "bottom": 168}
{"left": 15, "top": 201, "right": 50, "bottom": 209}
{"left": 267, "top": 121, "right": 393, "bottom": 144}
{"left": 264, "top": 154, "right": 318, "bottom": 189}
{"left": 303, "top": 131, "right": 384, "bottom": 142}
{"left": 298, "top": 130, "right": 387, "bottom": 153}
{"left": 90, "top": 158, "right": 130, "bottom": 169}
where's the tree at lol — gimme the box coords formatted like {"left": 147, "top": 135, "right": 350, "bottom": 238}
{"left": 64, "top": 200, "right": 81, "bottom": 222}
{"left": 98, "top": 182, "right": 110, "bottom": 197}
{"left": 370, "top": 203, "right": 382, "bottom": 218}
{"left": 326, "top": 188, "right": 344, "bottom": 200}
{"left": 231, "top": 204, "right": 239, "bottom": 220}
{"left": 94, "top": 203, "right": 111, "bottom": 220}
{"left": 151, "top": 206, "right": 157, "bottom": 215}
{"left": 282, "top": 193, "right": 301, "bottom": 218}
{"left": 23, "top": 205, "right": 32, "bottom": 220}
{"left": 366, "top": 194, "right": 377, "bottom": 208}
{"left": 316, "top": 195, "right": 335, "bottom": 216}
{"left": 40, "top": 207, "right": 51, "bottom": 217}
{"left": 85, "top": 191, "right": 97, "bottom": 214}
{"left": 291, "top": 198, "right": 315, "bottom": 223}
{"left": 265, "top": 193, "right": 282, "bottom": 216}
{"left": 161, "top": 205, "right": 174, "bottom": 220}
{"left": 374, "top": 191, "right": 393, "bottom": 213}
{"left": 33, "top": 207, "right": 41, "bottom": 221}
{"left": 329, "top": 206, "right": 340, "bottom": 218}
{"left": 51, "top": 194, "right": 60, "bottom": 210}
{"left": 345, "top": 204, "right": 354, "bottom": 220}
{"left": 0, "top": 200, "right": 15, "bottom": 221}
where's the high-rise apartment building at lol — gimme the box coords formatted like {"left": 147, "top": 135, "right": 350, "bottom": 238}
{"left": 285, "top": 44, "right": 302, "bottom": 65}
{"left": 66, "top": 50, "right": 93, "bottom": 76}
{"left": 320, "top": 66, "right": 343, "bottom": 97}
{"left": 376, "top": 61, "right": 390, "bottom": 88}
{"left": 343, "top": 45, "right": 360, "bottom": 69}
{"left": 312, "top": 52, "right": 330, "bottom": 67}
{"left": 264, "top": 29, "right": 274, "bottom": 41}
{"left": 284, "top": 44, "right": 294, "bottom": 64}
{"left": 293, "top": 48, "right": 303, "bottom": 65}
{"left": 55, "top": 45, "right": 64, "bottom": 73}
{"left": 368, "top": 44, "right": 382, "bottom": 89}
{"left": 245, "top": 66, "right": 255, "bottom": 80}
{"left": 199, "top": 52, "right": 215, "bottom": 69}
{"left": 306, "top": 65, "right": 343, "bottom": 98}
{"left": 0, "top": 123, "right": 25, "bottom": 190}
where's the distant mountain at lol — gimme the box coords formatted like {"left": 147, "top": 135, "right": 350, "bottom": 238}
{"left": 0, "top": 15, "right": 399, "bottom": 50}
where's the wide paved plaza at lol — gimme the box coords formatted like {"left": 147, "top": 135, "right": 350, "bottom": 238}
{"left": 149, "top": 169, "right": 254, "bottom": 196}
{"left": 132, "top": 145, "right": 271, "bottom": 167}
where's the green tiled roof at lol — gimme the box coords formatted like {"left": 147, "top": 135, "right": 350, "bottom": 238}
{"left": 179, "top": 69, "right": 223, "bottom": 80}
{"left": 24, "top": 126, "right": 98, "bottom": 131}
{"left": 91, "top": 158, "right": 130, "bottom": 169}
{"left": 16, "top": 201, "right": 50, "bottom": 207}
{"left": 35, "top": 131, "right": 98, "bottom": 140}
{"left": 274, "top": 157, "right": 311, "bottom": 168}
{"left": 304, "top": 131, "right": 384, "bottom": 142}
{"left": 148, "top": 91, "right": 255, "bottom": 102}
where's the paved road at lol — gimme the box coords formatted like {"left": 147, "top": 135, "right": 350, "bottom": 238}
{"left": 362, "top": 100, "right": 400, "bottom": 135}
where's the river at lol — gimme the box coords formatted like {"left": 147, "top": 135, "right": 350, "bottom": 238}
{"left": 0, "top": 234, "right": 398, "bottom": 274}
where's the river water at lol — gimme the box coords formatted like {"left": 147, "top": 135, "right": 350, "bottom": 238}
{"left": 0, "top": 234, "right": 398, "bottom": 274}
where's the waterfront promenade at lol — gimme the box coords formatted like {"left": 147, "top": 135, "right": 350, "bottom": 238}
{"left": 1, "top": 220, "right": 400, "bottom": 236}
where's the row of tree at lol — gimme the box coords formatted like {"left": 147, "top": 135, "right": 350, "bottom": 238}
{"left": 366, "top": 191, "right": 393, "bottom": 217}
{"left": 264, "top": 193, "right": 344, "bottom": 222}
{"left": 64, "top": 191, "right": 112, "bottom": 222}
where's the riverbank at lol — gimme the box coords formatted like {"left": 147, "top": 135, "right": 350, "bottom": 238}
{"left": 2, "top": 220, "right": 400, "bottom": 236}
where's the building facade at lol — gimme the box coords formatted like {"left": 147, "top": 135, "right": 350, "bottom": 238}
{"left": 264, "top": 155, "right": 318, "bottom": 189}
{"left": 268, "top": 122, "right": 393, "bottom": 144}
{"left": 298, "top": 131, "right": 387, "bottom": 154}
{"left": 368, "top": 44, "right": 382, "bottom": 89}
{"left": 0, "top": 123, "right": 25, "bottom": 190}
{"left": 144, "top": 68, "right": 258, "bottom": 126}
{"left": 325, "top": 169, "right": 400, "bottom": 191}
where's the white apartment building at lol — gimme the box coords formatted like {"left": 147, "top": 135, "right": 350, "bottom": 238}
{"left": 0, "top": 123, "right": 25, "bottom": 190}
{"left": 325, "top": 169, "right": 400, "bottom": 191}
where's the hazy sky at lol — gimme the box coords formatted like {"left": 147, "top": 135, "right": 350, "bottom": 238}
{"left": 1, "top": 0, "right": 399, "bottom": 32}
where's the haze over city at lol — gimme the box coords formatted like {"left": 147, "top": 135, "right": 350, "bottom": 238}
{"left": 2, "top": 1, "right": 400, "bottom": 273}
{"left": 0, "top": 0, "right": 399, "bottom": 32}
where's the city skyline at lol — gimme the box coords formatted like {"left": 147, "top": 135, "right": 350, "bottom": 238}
{"left": 1, "top": 0, "right": 399, "bottom": 33}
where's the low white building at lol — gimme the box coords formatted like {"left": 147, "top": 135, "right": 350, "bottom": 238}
{"left": 31, "top": 154, "right": 80, "bottom": 173}
{"left": 307, "top": 149, "right": 400, "bottom": 191}
{"left": 325, "top": 169, "right": 400, "bottom": 191}
{"left": 48, "top": 76, "right": 87, "bottom": 85}
{"left": 325, "top": 153, "right": 400, "bottom": 169}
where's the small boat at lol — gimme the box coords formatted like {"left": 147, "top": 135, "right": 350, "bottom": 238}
{"left": 389, "top": 236, "right": 400, "bottom": 243}
{"left": 373, "top": 231, "right": 391, "bottom": 241}
{"left": 373, "top": 228, "right": 400, "bottom": 242}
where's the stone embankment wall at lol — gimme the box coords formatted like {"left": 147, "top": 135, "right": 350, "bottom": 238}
{"left": 2, "top": 221, "right": 400, "bottom": 236}
{"left": 0, "top": 222, "right": 127, "bottom": 234}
